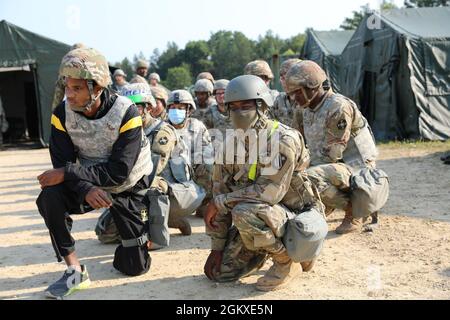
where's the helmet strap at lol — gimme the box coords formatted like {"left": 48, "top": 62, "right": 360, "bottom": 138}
{"left": 254, "top": 100, "right": 266, "bottom": 130}
{"left": 300, "top": 87, "right": 319, "bottom": 108}
{"left": 84, "top": 80, "right": 103, "bottom": 112}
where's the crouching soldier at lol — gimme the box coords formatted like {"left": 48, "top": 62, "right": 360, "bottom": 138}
{"left": 285, "top": 61, "right": 384, "bottom": 234}
{"left": 37, "top": 48, "right": 153, "bottom": 299}
{"left": 166, "top": 90, "right": 214, "bottom": 218}
{"left": 203, "top": 75, "right": 328, "bottom": 291}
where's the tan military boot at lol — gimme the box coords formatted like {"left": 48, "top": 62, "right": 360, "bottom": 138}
{"left": 256, "top": 250, "right": 300, "bottom": 292}
{"left": 194, "top": 204, "right": 207, "bottom": 218}
{"left": 177, "top": 217, "right": 192, "bottom": 236}
{"left": 335, "top": 207, "right": 361, "bottom": 234}
{"left": 300, "top": 259, "right": 316, "bottom": 272}
{"left": 168, "top": 217, "right": 192, "bottom": 236}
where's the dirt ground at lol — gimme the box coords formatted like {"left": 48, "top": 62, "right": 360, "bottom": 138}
{"left": 0, "top": 143, "right": 449, "bottom": 300}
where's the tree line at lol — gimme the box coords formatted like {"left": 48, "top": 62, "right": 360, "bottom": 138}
{"left": 113, "top": 30, "right": 305, "bottom": 90}
{"left": 113, "top": 0, "right": 448, "bottom": 90}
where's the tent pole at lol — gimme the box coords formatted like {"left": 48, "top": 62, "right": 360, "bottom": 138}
{"left": 31, "top": 63, "right": 46, "bottom": 147}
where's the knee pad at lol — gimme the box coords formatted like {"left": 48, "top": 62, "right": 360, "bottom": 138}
{"left": 113, "top": 245, "right": 151, "bottom": 277}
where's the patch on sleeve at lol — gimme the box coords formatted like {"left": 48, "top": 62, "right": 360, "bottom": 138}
{"left": 337, "top": 119, "right": 347, "bottom": 130}
{"left": 159, "top": 136, "right": 169, "bottom": 145}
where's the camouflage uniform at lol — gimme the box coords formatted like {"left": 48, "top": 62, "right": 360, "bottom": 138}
{"left": 196, "top": 72, "right": 215, "bottom": 85}
{"left": 130, "top": 74, "right": 148, "bottom": 84}
{"left": 292, "top": 106, "right": 304, "bottom": 135}
{"left": 150, "top": 86, "right": 169, "bottom": 121}
{"left": 286, "top": 61, "right": 380, "bottom": 233}
{"left": 208, "top": 117, "right": 318, "bottom": 282}
{"left": 204, "top": 104, "right": 232, "bottom": 134}
{"left": 286, "top": 62, "right": 378, "bottom": 218}
{"left": 303, "top": 89, "right": 373, "bottom": 212}
{"left": 176, "top": 117, "right": 214, "bottom": 204}
{"left": 192, "top": 79, "right": 216, "bottom": 127}
{"left": 192, "top": 96, "right": 216, "bottom": 128}
{"left": 272, "top": 92, "right": 299, "bottom": 126}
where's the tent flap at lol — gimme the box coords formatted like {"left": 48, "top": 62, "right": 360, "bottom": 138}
{"left": 0, "top": 20, "right": 70, "bottom": 145}
{"left": 423, "top": 39, "right": 450, "bottom": 96}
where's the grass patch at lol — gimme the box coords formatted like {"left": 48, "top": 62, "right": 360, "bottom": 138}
{"left": 377, "top": 139, "right": 450, "bottom": 152}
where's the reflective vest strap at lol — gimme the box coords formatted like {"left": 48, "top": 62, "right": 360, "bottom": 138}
{"left": 248, "top": 120, "right": 279, "bottom": 181}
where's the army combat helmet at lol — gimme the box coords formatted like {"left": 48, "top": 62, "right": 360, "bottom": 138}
{"left": 285, "top": 60, "right": 327, "bottom": 108}
{"left": 196, "top": 72, "right": 215, "bottom": 85}
{"left": 59, "top": 47, "right": 112, "bottom": 112}
{"left": 167, "top": 90, "right": 196, "bottom": 112}
{"left": 213, "top": 79, "right": 230, "bottom": 95}
{"left": 121, "top": 82, "right": 156, "bottom": 107}
{"left": 244, "top": 60, "right": 274, "bottom": 80}
{"left": 285, "top": 60, "right": 327, "bottom": 93}
{"left": 194, "top": 79, "right": 214, "bottom": 96}
{"left": 225, "top": 75, "right": 274, "bottom": 130}
{"left": 224, "top": 75, "right": 274, "bottom": 110}
{"left": 149, "top": 73, "right": 161, "bottom": 82}
{"left": 150, "top": 86, "right": 169, "bottom": 106}
{"left": 279, "top": 58, "right": 303, "bottom": 78}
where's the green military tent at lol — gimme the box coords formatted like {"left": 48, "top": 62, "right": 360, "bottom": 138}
{"left": 0, "top": 20, "right": 70, "bottom": 146}
{"left": 301, "top": 29, "right": 354, "bottom": 93}
{"left": 339, "top": 7, "right": 450, "bottom": 141}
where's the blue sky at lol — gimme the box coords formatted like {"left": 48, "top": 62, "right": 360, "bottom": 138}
{"left": 0, "top": 0, "right": 404, "bottom": 63}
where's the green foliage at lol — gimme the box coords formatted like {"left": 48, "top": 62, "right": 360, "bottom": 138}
{"left": 183, "top": 40, "right": 213, "bottom": 77}
{"left": 283, "top": 33, "right": 307, "bottom": 55}
{"left": 256, "top": 30, "right": 284, "bottom": 59}
{"left": 408, "top": 0, "right": 449, "bottom": 7}
{"left": 113, "top": 30, "right": 307, "bottom": 86}
{"left": 340, "top": 7, "right": 366, "bottom": 30}
{"left": 164, "top": 65, "right": 192, "bottom": 91}
{"left": 208, "top": 30, "right": 257, "bottom": 79}
{"left": 113, "top": 57, "right": 134, "bottom": 82}
{"left": 340, "top": 1, "right": 398, "bottom": 30}
{"left": 377, "top": 139, "right": 450, "bottom": 152}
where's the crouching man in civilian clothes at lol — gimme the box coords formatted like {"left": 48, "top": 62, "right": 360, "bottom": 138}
{"left": 36, "top": 47, "right": 153, "bottom": 299}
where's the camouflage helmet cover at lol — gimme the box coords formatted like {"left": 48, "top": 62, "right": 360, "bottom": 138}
{"left": 121, "top": 83, "right": 156, "bottom": 107}
{"left": 113, "top": 69, "right": 127, "bottom": 77}
{"left": 196, "top": 72, "right": 215, "bottom": 84}
{"left": 70, "top": 42, "right": 87, "bottom": 50}
{"left": 59, "top": 47, "right": 112, "bottom": 88}
{"left": 136, "top": 59, "right": 149, "bottom": 69}
{"left": 280, "top": 58, "right": 303, "bottom": 77}
{"left": 167, "top": 90, "right": 196, "bottom": 111}
{"left": 150, "top": 86, "right": 169, "bottom": 103}
{"left": 244, "top": 60, "right": 274, "bottom": 80}
{"left": 194, "top": 79, "right": 214, "bottom": 94}
{"left": 149, "top": 72, "right": 161, "bottom": 82}
{"left": 285, "top": 60, "right": 327, "bottom": 93}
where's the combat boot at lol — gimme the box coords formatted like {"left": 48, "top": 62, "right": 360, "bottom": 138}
{"left": 256, "top": 250, "right": 300, "bottom": 292}
{"left": 335, "top": 207, "right": 361, "bottom": 234}
{"left": 195, "top": 204, "right": 207, "bottom": 218}
{"left": 177, "top": 217, "right": 192, "bottom": 236}
{"left": 169, "top": 217, "right": 192, "bottom": 236}
{"left": 300, "top": 259, "right": 316, "bottom": 272}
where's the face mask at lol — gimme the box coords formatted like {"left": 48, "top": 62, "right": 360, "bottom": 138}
{"left": 230, "top": 109, "right": 258, "bottom": 130}
{"left": 168, "top": 109, "right": 187, "bottom": 125}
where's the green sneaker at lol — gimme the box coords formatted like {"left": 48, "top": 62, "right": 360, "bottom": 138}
{"left": 45, "top": 265, "right": 91, "bottom": 299}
